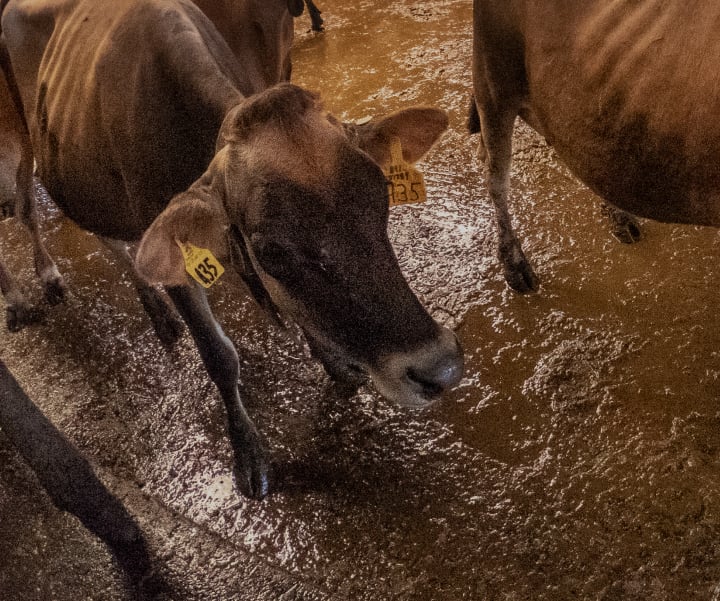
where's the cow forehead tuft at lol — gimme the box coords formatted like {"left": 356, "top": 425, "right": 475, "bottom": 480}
{"left": 231, "top": 109, "right": 348, "bottom": 191}
{"left": 232, "top": 83, "right": 321, "bottom": 136}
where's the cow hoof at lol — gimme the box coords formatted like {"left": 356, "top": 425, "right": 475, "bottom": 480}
{"left": 322, "top": 359, "right": 366, "bottom": 396}
{"left": 6, "top": 303, "right": 43, "bottom": 332}
{"left": 504, "top": 260, "right": 540, "bottom": 294}
{"left": 43, "top": 276, "right": 66, "bottom": 305}
{"left": 611, "top": 219, "right": 642, "bottom": 244}
{"left": 152, "top": 312, "right": 185, "bottom": 347}
{"left": 233, "top": 441, "right": 271, "bottom": 500}
{"left": 602, "top": 204, "right": 642, "bottom": 244}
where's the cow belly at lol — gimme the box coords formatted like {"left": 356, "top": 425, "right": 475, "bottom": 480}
{"left": 38, "top": 159, "right": 148, "bottom": 241}
{"left": 521, "top": 0, "right": 720, "bottom": 226}
{"left": 532, "top": 98, "right": 720, "bottom": 227}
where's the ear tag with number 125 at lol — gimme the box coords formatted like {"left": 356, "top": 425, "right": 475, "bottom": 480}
{"left": 176, "top": 240, "right": 225, "bottom": 288}
{"left": 383, "top": 138, "right": 427, "bottom": 207}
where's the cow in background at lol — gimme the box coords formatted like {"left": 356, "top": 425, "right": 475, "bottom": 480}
{"left": 3, "top": 0, "right": 463, "bottom": 498}
{"left": 468, "top": 0, "right": 719, "bottom": 293}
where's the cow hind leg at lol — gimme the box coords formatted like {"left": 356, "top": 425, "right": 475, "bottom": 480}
{"left": 101, "top": 238, "right": 184, "bottom": 346}
{"left": 0, "top": 153, "right": 45, "bottom": 329}
{"left": 14, "top": 149, "right": 66, "bottom": 305}
{"left": 476, "top": 101, "right": 539, "bottom": 293}
{"left": 166, "top": 284, "right": 270, "bottom": 499}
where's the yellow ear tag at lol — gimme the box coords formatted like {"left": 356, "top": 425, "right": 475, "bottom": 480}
{"left": 176, "top": 240, "right": 225, "bottom": 288}
{"left": 383, "top": 138, "right": 428, "bottom": 207}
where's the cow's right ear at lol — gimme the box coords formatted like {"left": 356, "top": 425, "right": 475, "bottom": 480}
{"left": 136, "top": 185, "right": 229, "bottom": 287}
{"left": 352, "top": 107, "right": 449, "bottom": 169}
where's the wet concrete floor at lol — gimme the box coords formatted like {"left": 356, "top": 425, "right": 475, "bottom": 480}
{"left": 2, "top": 1, "right": 720, "bottom": 599}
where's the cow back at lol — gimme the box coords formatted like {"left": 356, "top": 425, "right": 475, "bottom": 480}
{"left": 3, "top": 0, "right": 251, "bottom": 239}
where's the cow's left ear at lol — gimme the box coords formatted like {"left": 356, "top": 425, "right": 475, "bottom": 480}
{"left": 136, "top": 183, "right": 229, "bottom": 287}
{"left": 287, "top": 0, "right": 305, "bottom": 17}
{"left": 352, "top": 107, "right": 449, "bottom": 169}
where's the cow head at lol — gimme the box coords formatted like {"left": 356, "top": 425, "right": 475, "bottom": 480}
{"left": 136, "top": 83, "right": 463, "bottom": 408}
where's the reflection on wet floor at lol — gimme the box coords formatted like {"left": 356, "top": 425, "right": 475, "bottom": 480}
{"left": 1, "top": 0, "right": 720, "bottom": 599}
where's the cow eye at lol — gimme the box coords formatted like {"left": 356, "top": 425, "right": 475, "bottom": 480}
{"left": 251, "top": 234, "right": 300, "bottom": 282}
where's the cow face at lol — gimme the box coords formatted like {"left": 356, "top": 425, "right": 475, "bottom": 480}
{"left": 137, "top": 84, "right": 463, "bottom": 408}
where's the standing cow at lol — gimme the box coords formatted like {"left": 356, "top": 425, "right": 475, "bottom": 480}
{"left": 2, "top": 0, "right": 463, "bottom": 498}
{"left": 471, "top": 0, "right": 720, "bottom": 292}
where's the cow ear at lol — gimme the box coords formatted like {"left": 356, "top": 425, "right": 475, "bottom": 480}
{"left": 136, "top": 185, "right": 229, "bottom": 287}
{"left": 287, "top": 0, "right": 305, "bottom": 17}
{"left": 353, "top": 107, "right": 449, "bottom": 168}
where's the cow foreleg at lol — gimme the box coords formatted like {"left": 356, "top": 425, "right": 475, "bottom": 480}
{"left": 478, "top": 106, "right": 539, "bottom": 293}
{"left": 101, "top": 238, "right": 184, "bottom": 346}
{"left": 167, "top": 284, "right": 270, "bottom": 499}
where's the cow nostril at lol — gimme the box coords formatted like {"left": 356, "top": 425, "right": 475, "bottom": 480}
{"left": 406, "top": 345, "right": 464, "bottom": 399}
{"left": 406, "top": 368, "right": 445, "bottom": 397}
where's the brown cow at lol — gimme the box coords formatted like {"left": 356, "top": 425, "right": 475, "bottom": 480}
{"left": 0, "top": 30, "right": 64, "bottom": 329}
{"left": 3, "top": 0, "right": 463, "bottom": 498}
{"left": 471, "top": 0, "right": 719, "bottom": 293}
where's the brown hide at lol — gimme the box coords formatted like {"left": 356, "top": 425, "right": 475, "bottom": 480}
{"left": 473, "top": 0, "right": 720, "bottom": 226}
{"left": 4, "top": 0, "right": 248, "bottom": 239}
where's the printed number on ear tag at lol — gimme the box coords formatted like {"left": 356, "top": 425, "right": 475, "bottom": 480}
{"left": 382, "top": 138, "right": 427, "bottom": 207}
{"left": 176, "top": 240, "right": 225, "bottom": 288}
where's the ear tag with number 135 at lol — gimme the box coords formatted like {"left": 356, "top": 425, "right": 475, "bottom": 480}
{"left": 383, "top": 138, "right": 427, "bottom": 207}
{"left": 176, "top": 240, "right": 225, "bottom": 288}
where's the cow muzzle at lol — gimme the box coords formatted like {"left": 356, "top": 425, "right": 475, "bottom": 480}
{"left": 369, "top": 326, "right": 464, "bottom": 409}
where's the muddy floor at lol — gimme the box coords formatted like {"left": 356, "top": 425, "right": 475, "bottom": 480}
{"left": 2, "top": 1, "right": 720, "bottom": 600}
